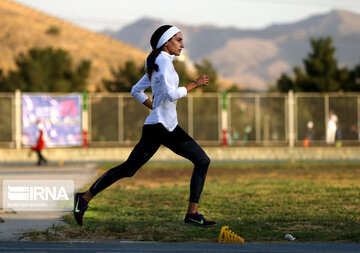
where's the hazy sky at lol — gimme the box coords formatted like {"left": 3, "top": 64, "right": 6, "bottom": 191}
{"left": 12, "top": 0, "right": 360, "bottom": 31}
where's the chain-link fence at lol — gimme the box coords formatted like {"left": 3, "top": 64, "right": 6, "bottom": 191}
{"left": 88, "top": 93, "right": 222, "bottom": 146}
{"left": 2, "top": 91, "right": 360, "bottom": 148}
{"left": 295, "top": 93, "right": 360, "bottom": 146}
{"left": 88, "top": 93, "right": 149, "bottom": 146}
{"left": 228, "top": 93, "right": 287, "bottom": 146}
{"left": 0, "top": 93, "right": 15, "bottom": 147}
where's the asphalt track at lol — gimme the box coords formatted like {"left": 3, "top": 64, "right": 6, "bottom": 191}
{"left": 1, "top": 241, "right": 360, "bottom": 253}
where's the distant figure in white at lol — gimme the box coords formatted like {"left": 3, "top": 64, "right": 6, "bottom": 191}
{"left": 326, "top": 110, "right": 338, "bottom": 144}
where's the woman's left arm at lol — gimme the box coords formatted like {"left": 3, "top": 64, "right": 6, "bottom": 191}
{"left": 185, "top": 75, "right": 209, "bottom": 92}
{"left": 165, "top": 73, "right": 209, "bottom": 101}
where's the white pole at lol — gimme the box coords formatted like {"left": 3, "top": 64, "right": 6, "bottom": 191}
{"left": 15, "top": 89, "right": 21, "bottom": 149}
{"left": 288, "top": 90, "right": 295, "bottom": 147}
{"left": 188, "top": 96, "right": 193, "bottom": 137}
{"left": 255, "top": 95, "right": 261, "bottom": 143}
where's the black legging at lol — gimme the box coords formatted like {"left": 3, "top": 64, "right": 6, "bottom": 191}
{"left": 89, "top": 123, "right": 210, "bottom": 203}
{"left": 36, "top": 150, "right": 47, "bottom": 165}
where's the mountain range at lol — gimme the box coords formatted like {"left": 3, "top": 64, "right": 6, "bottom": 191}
{"left": 103, "top": 10, "right": 360, "bottom": 91}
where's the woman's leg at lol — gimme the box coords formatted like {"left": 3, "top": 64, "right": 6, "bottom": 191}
{"left": 38, "top": 150, "right": 47, "bottom": 165}
{"left": 88, "top": 127, "right": 161, "bottom": 198}
{"left": 162, "top": 126, "right": 210, "bottom": 205}
{"left": 163, "top": 126, "right": 216, "bottom": 227}
{"left": 74, "top": 124, "right": 162, "bottom": 226}
{"left": 36, "top": 150, "right": 41, "bottom": 166}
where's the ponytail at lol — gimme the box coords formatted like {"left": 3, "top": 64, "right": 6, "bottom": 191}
{"left": 146, "top": 48, "right": 162, "bottom": 80}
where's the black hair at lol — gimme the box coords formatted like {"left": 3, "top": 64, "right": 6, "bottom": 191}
{"left": 146, "top": 25, "right": 173, "bottom": 79}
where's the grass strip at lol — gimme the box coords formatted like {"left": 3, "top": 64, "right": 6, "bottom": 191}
{"left": 28, "top": 162, "right": 360, "bottom": 242}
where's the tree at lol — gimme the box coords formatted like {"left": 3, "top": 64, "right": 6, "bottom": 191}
{"left": 227, "top": 84, "right": 242, "bottom": 92}
{"left": 194, "top": 59, "right": 219, "bottom": 92}
{"left": 348, "top": 63, "right": 360, "bottom": 91}
{"left": 173, "top": 59, "right": 193, "bottom": 85}
{"left": 0, "top": 69, "right": 3, "bottom": 84}
{"left": 103, "top": 60, "right": 145, "bottom": 92}
{"left": 276, "top": 37, "right": 353, "bottom": 92}
{"left": 0, "top": 47, "right": 91, "bottom": 92}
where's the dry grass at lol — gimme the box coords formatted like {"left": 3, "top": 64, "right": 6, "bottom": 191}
{"left": 0, "top": 0, "right": 147, "bottom": 91}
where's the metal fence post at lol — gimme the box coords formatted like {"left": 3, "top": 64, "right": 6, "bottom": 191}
{"left": 82, "top": 91, "right": 88, "bottom": 147}
{"left": 288, "top": 90, "right": 295, "bottom": 147}
{"left": 15, "top": 89, "right": 21, "bottom": 149}
{"left": 255, "top": 95, "right": 261, "bottom": 143}
{"left": 188, "top": 95, "right": 193, "bottom": 137}
{"left": 221, "top": 91, "right": 228, "bottom": 146}
{"left": 118, "top": 94, "right": 124, "bottom": 144}
{"left": 325, "top": 94, "right": 329, "bottom": 139}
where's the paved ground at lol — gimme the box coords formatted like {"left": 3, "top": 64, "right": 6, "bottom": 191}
{"left": 1, "top": 241, "right": 360, "bottom": 253}
{"left": 0, "top": 162, "right": 99, "bottom": 240}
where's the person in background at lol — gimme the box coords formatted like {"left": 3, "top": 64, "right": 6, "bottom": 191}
{"left": 326, "top": 110, "right": 338, "bottom": 145}
{"left": 73, "top": 25, "right": 216, "bottom": 228}
{"left": 31, "top": 120, "right": 47, "bottom": 166}
{"left": 351, "top": 122, "right": 359, "bottom": 140}
{"left": 303, "top": 121, "right": 313, "bottom": 147}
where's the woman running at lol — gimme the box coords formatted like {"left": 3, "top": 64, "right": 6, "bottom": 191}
{"left": 74, "top": 25, "right": 216, "bottom": 228}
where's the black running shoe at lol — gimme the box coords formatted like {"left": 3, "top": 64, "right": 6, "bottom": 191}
{"left": 73, "top": 192, "right": 88, "bottom": 226}
{"left": 184, "top": 212, "right": 217, "bottom": 228}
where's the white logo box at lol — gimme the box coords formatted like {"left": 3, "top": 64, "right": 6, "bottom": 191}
{"left": 3, "top": 180, "right": 74, "bottom": 211}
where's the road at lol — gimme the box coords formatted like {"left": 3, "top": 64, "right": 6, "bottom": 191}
{"left": 1, "top": 241, "right": 360, "bottom": 253}
{"left": 0, "top": 162, "right": 98, "bottom": 240}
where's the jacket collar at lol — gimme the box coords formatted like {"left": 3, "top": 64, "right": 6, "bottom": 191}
{"left": 160, "top": 51, "right": 176, "bottom": 61}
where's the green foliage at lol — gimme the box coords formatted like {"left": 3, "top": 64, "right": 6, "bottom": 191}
{"left": 0, "top": 97, "right": 13, "bottom": 144}
{"left": 46, "top": 26, "right": 60, "bottom": 36}
{"left": 227, "top": 84, "right": 241, "bottom": 92}
{"left": 0, "top": 47, "right": 91, "bottom": 92}
{"left": 103, "top": 60, "right": 145, "bottom": 92}
{"left": 276, "top": 37, "right": 359, "bottom": 92}
{"left": 194, "top": 59, "right": 219, "bottom": 92}
{"left": 173, "top": 59, "right": 192, "bottom": 84}
{"left": 349, "top": 63, "right": 360, "bottom": 91}
{"left": 0, "top": 69, "right": 4, "bottom": 89}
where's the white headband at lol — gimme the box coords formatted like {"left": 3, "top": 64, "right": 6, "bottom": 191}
{"left": 156, "top": 26, "right": 181, "bottom": 49}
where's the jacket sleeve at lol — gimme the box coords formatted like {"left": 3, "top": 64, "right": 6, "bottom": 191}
{"left": 159, "top": 64, "right": 187, "bottom": 102}
{"left": 131, "top": 74, "right": 151, "bottom": 103}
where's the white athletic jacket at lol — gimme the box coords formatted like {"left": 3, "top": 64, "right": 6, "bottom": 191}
{"left": 131, "top": 51, "right": 187, "bottom": 132}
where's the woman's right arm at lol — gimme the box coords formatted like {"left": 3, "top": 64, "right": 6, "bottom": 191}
{"left": 142, "top": 98, "right": 153, "bottom": 110}
{"left": 131, "top": 74, "right": 152, "bottom": 108}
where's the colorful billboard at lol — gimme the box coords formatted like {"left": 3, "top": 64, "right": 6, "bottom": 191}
{"left": 22, "top": 94, "right": 82, "bottom": 147}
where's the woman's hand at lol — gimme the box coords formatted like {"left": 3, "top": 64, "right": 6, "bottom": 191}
{"left": 186, "top": 74, "right": 209, "bottom": 92}
{"left": 143, "top": 98, "right": 153, "bottom": 110}
{"left": 195, "top": 75, "right": 209, "bottom": 87}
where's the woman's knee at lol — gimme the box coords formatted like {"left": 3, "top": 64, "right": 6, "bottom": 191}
{"left": 196, "top": 152, "right": 211, "bottom": 169}
{"left": 203, "top": 154, "right": 211, "bottom": 167}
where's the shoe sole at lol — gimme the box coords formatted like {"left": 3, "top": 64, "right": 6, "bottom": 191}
{"left": 184, "top": 222, "right": 217, "bottom": 228}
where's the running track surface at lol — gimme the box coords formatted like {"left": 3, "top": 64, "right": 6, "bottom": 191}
{"left": 1, "top": 241, "right": 360, "bottom": 253}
